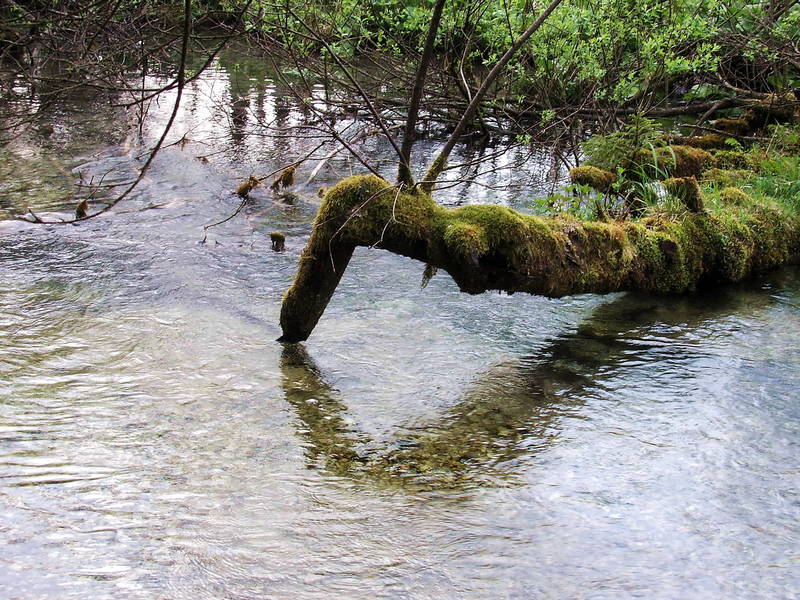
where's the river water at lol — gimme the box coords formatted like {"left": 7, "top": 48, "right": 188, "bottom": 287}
{"left": 1, "top": 49, "right": 799, "bottom": 600}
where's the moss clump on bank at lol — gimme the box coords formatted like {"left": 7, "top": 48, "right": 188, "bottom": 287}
{"left": 569, "top": 165, "right": 616, "bottom": 192}
{"left": 719, "top": 187, "right": 750, "bottom": 204}
{"left": 633, "top": 145, "right": 714, "bottom": 178}
{"left": 663, "top": 177, "right": 705, "bottom": 213}
{"left": 713, "top": 150, "right": 762, "bottom": 171}
{"left": 701, "top": 168, "right": 755, "bottom": 187}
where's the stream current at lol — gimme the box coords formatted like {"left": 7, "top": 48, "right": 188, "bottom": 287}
{"left": 1, "top": 49, "right": 799, "bottom": 599}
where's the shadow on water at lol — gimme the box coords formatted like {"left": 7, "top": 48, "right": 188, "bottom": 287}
{"left": 279, "top": 267, "right": 796, "bottom": 493}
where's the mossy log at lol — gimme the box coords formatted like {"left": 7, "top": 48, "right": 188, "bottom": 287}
{"left": 713, "top": 94, "right": 798, "bottom": 136}
{"left": 632, "top": 145, "right": 714, "bottom": 178}
{"left": 664, "top": 133, "right": 730, "bottom": 150}
{"left": 279, "top": 175, "right": 800, "bottom": 342}
{"left": 569, "top": 165, "right": 616, "bottom": 192}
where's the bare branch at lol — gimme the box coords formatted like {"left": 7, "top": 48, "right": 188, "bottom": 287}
{"left": 397, "top": 0, "right": 448, "bottom": 188}
{"left": 421, "top": 0, "right": 566, "bottom": 193}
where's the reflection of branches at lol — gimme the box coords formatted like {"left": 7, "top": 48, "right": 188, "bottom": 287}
{"left": 20, "top": 0, "right": 195, "bottom": 224}
{"left": 234, "top": 3, "right": 585, "bottom": 197}
{"left": 7, "top": 1, "right": 252, "bottom": 224}
{"left": 279, "top": 284, "right": 777, "bottom": 491}
{"left": 268, "top": 54, "right": 381, "bottom": 177}
{"left": 280, "top": 324, "right": 568, "bottom": 490}
{"left": 280, "top": 342, "right": 561, "bottom": 490}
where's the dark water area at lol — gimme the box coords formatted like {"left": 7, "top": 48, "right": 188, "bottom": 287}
{"left": 1, "top": 48, "right": 799, "bottom": 599}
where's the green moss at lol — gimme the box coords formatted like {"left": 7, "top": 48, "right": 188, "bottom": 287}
{"left": 633, "top": 145, "right": 714, "bottom": 178}
{"left": 711, "top": 96, "right": 797, "bottom": 137}
{"left": 668, "top": 146, "right": 715, "bottom": 177}
{"left": 434, "top": 203, "right": 549, "bottom": 273}
{"left": 236, "top": 175, "right": 259, "bottom": 198}
{"left": 443, "top": 222, "right": 490, "bottom": 262}
{"left": 712, "top": 150, "right": 759, "bottom": 171}
{"left": 270, "top": 231, "right": 286, "bottom": 251}
{"left": 569, "top": 165, "right": 616, "bottom": 192}
{"left": 663, "top": 177, "right": 705, "bottom": 213}
{"left": 701, "top": 168, "right": 756, "bottom": 187}
{"left": 421, "top": 154, "right": 448, "bottom": 194}
{"left": 712, "top": 117, "right": 752, "bottom": 136}
{"left": 719, "top": 187, "right": 750, "bottom": 204}
{"left": 316, "top": 174, "right": 436, "bottom": 246}
{"left": 667, "top": 133, "right": 729, "bottom": 149}
{"left": 270, "top": 165, "right": 296, "bottom": 191}
{"left": 281, "top": 146, "right": 800, "bottom": 341}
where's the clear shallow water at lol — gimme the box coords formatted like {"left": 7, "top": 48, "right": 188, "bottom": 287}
{"left": 1, "top": 51, "right": 799, "bottom": 600}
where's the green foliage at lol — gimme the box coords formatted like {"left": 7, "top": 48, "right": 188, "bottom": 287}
{"left": 751, "top": 155, "right": 800, "bottom": 211}
{"left": 9, "top": 0, "right": 799, "bottom": 117}
{"left": 765, "top": 123, "right": 800, "bottom": 152}
{"left": 579, "top": 117, "right": 716, "bottom": 217}
{"left": 533, "top": 193, "right": 596, "bottom": 220}
{"left": 212, "top": 0, "right": 798, "bottom": 106}
{"left": 724, "top": 137, "right": 743, "bottom": 151}
{"left": 582, "top": 115, "right": 662, "bottom": 171}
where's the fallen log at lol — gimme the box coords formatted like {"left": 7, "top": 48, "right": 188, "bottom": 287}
{"left": 278, "top": 174, "right": 800, "bottom": 342}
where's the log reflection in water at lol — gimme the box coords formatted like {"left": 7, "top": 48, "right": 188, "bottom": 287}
{"left": 280, "top": 281, "right": 781, "bottom": 491}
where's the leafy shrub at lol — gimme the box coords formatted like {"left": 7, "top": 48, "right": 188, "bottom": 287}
{"left": 582, "top": 114, "right": 662, "bottom": 171}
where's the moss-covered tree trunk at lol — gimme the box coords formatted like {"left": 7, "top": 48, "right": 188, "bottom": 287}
{"left": 278, "top": 175, "right": 800, "bottom": 342}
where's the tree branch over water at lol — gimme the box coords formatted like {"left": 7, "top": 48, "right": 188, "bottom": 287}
{"left": 420, "top": 0, "right": 566, "bottom": 193}
{"left": 397, "top": 0, "right": 447, "bottom": 189}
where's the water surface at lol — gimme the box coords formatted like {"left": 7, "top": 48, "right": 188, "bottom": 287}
{"left": 1, "top": 50, "right": 798, "bottom": 600}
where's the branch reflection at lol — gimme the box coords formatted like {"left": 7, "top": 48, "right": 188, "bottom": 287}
{"left": 280, "top": 275, "right": 788, "bottom": 491}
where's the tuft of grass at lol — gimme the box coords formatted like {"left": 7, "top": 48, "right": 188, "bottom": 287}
{"left": 701, "top": 168, "right": 756, "bottom": 188}
{"left": 749, "top": 155, "right": 800, "bottom": 212}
